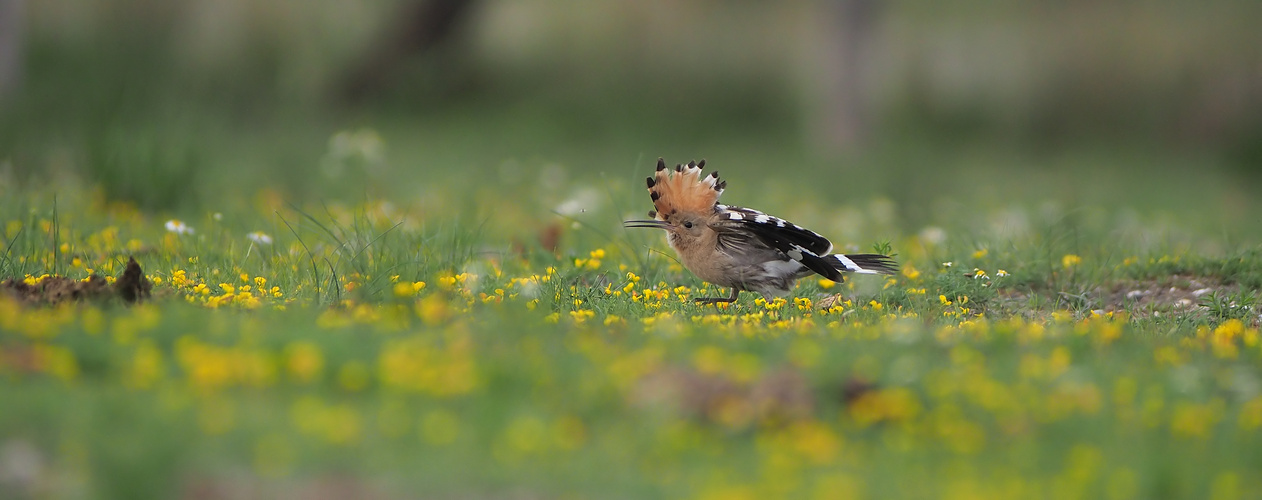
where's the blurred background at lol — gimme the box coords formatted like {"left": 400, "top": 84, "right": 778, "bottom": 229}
{"left": 1, "top": 0, "right": 1261, "bottom": 240}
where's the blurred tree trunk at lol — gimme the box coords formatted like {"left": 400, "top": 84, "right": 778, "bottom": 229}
{"left": 811, "top": 0, "right": 882, "bottom": 155}
{"left": 338, "top": 0, "right": 477, "bottom": 103}
{"left": 0, "top": 0, "right": 22, "bottom": 99}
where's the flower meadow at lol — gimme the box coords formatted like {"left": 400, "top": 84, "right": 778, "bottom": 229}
{"left": 2, "top": 185, "right": 1262, "bottom": 499}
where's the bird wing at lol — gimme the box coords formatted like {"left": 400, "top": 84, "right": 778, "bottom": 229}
{"left": 712, "top": 205, "right": 843, "bottom": 282}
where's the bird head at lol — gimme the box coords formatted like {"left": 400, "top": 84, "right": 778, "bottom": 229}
{"left": 623, "top": 158, "right": 725, "bottom": 238}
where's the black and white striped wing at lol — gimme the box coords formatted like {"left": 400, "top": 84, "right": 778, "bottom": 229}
{"left": 713, "top": 205, "right": 844, "bottom": 282}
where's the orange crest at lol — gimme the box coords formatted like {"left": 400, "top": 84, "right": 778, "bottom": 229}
{"left": 646, "top": 158, "right": 726, "bottom": 220}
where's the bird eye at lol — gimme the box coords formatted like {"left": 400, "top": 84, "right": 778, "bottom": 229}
{"left": 683, "top": 221, "right": 694, "bottom": 229}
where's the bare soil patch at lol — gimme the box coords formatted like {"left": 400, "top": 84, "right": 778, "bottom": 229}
{"left": 1, "top": 257, "right": 152, "bottom": 306}
{"left": 1102, "top": 276, "right": 1242, "bottom": 313}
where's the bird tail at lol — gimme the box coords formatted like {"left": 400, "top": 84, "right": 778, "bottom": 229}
{"left": 826, "top": 253, "right": 898, "bottom": 275}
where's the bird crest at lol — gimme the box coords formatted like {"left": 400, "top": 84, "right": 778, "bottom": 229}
{"left": 645, "top": 158, "right": 726, "bottom": 220}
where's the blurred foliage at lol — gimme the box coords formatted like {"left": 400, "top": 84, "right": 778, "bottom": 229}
{"left": 1, "top": 0, "right": 1261, "bottom": 213}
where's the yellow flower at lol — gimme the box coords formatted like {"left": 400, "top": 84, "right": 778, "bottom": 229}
{"left": 416, "top": 294, "right": 450, "bottom": 325}
{"left": 284, "top": 342, "right": 324, "bottom": 383}
{"left": 901, "top": 263, "right": 920, "bottom": 280}
{"left": 393, "top": 282, "right": 416, "bottom": 298}
{"left": 338, "top": 361, "right": 371, "bottom": 391}
{"left": 1062, "top": 254, "right": 1083, "bottom": 268}
{"left": 849, "top": 387, "right": 921, "bottom": 426}
{"left": 972, "top": 248, "right": 988, "bottom": 259}
{"left": 568, "top": 309, "right": 595, "bottom": 324}
{"left": 789, "top": 420, "right": 840, "bottom": 464}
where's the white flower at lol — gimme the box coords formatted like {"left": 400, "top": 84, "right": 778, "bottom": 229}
{"left": 919, "top": 226, "right": 947, "bottom": 245}
{"left": 165, "top": 219, "right": 194, "bottom": 235}
{"left": 247, "top": 232, "right": 273, "bottom": 245}
{"left": 941, "top": 261, "right": 953, "bottom": 268}
{"left": 996, "top": 269, "right": 1010, "bottom": 277}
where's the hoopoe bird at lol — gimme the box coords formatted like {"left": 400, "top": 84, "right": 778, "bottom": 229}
{"left": 624, "top": 158, "right": 898, "bottom": 304}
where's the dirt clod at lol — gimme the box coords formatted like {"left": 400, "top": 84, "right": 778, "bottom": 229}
{"left": 114, "top": 257, "right": 153, "bottom": 303}
{"left": 1, "top": 275, "right": 110, "bottom": 305}
{"left": 839, "top": 377, "right": 879, "bottom": 405}
{"left": 1, "top": 257, "right": 152, "bottom": 306}
{"left": 629, "top": 366, "right": 815, "bottom": 426}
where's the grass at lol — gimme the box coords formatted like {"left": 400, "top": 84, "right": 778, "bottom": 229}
{"left": 5, "top": 6, "right": 1262, "bottom": 496}
{"left": 2, "top": 149, "right": 1261, "bottom": 499}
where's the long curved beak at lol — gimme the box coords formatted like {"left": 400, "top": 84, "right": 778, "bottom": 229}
{"left": 623, "top": 219, "right": 671, "bottom": 230}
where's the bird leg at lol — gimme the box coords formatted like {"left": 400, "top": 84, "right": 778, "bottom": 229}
{"left": 695, "top": 287, "right": 739, "bottom": 305}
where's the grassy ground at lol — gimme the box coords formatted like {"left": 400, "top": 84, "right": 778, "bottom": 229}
{"left": 2, "top": 135, "right": 1262, "bottom": 499}
{"left": 5, "top": 4, "right": 1262, "bottom": 497}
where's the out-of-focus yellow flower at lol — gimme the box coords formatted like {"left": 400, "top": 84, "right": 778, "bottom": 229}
{"left": 569, "top": 309, "right": 595, "bottom": 324}
{"left": 788, "top": 420, "right": 840, "bottom": 464}
{"left": 849, "top": 387, "right": 921, "bottom": 426}
{"left": 416, "top": 294, "right": 450, "bottom": 325}
{"left": 338, "top": 361, "right": 371, "bottom": 391}
{"left": 692, "top": 345, "right": 725, "bottom": 374}
{"left": 901, "top": 263, "right": 920, "bottom": 280}
{"left": 284, "top": 341, "right": 324, "bottom": 383}
{"left": 393, "top": 282, "right": 416, "bottom": 298}
{"left": 1062, "top": 254, "right": 1082, "bottom": 268}
{"left": 503, "top": 415, "right": 547, "bottom": 454}
{"left": 1170, "top": 401, "right": 1223, "bottom": 439}
{"left": 127, "top": 340, "right": 165, "bottom": 390}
